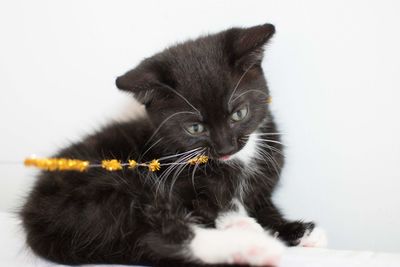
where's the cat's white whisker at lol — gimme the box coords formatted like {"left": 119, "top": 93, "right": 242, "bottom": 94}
{"left": 255, "top": 148, "right": 281, "bottom": 176}
{"left": 228, "top": 63, "right": 256, "bottom": 104}
{"left": 165, "top": 86, "right": 201, "bottom": 115}
{"left": 254, "top": 142, "right": 284, "bottom": 156}
{"left": 168, "top": 162, "right": 190, "bottom": 198}
{"left": 144, "top": 111, "right": 198, "bottom": 147}
{"left": 167, "top": 150, "right": 205, "bottom": 198}
{"left": 158, "top": 147, "right": 203, "bottom": 161}
{"left": 156, "top": 148, "right": 205, "bottom": 196}
{"left": 190, "top": 153, "right": 206, "bottom": 194}
{"left": 230, "top": 89, "right": 269, "bottom": 103}
{"left": 139, "top": 137, "right": 164, "bottom": 161}
{"left": 246, "top": 132, "right": 285, "bottom": 136}
{"left": 241, "top": 136, "right": 284, "bottom": 155}
{"left": 251, "top": 138, "right": 284, "bottom": 146}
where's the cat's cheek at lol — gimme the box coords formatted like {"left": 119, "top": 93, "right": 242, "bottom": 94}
{"left": 188, "top": 226, "right": 285, "bottom": 266}
{"left": 298, "top": 227, "right": 328, "bottom": 248}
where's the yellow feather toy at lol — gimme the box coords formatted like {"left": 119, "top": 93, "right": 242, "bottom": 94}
{"left": 24, "top": 155, "right": 208, "bottom": 172}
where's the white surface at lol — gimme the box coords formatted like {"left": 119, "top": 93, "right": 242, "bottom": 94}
{"left": 0, "top": 0, "right": 400, "bottom": 253}
{"left": 1, "top": 212, "right": 399, "bottom": 267}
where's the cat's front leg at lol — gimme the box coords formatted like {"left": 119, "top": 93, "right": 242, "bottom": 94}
{"left": 190, "top": 199, "right": 285, "bottom": 266}
{"left": 189, "top": 225, "right": 284, "bottom": 266}
{"left": 144, "top": 201, "right": 284, "bottom": 266}
{"left": 251, "top": 198, "right": 328, "bottom": 247}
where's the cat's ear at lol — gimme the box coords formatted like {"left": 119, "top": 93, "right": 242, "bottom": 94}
{"left": 115, "top": 61, "right": 172, "bottom": 106}
{"left": 226, "top": 23, "right": 275, "bottom": 69}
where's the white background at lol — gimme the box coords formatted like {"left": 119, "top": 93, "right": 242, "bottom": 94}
{"left": 0, "top": 0, "right": 399, "bottom": 253}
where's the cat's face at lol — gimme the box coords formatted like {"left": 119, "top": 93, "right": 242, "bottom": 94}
{"left": 116, "top": 24, "right": 275, "bottom": 161}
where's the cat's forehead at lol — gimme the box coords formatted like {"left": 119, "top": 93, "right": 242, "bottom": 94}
{"left": 164, "top": 40, "right": 237, "bottom": 94}
{"left": 162, "top": 38, "right": 229, "bottom": 86}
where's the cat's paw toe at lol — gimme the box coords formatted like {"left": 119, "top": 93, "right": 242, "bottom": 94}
{"left": 248, "top": 243, "right": 283, "bottom": 266}
{"left": 229, "top": 238, "right": 284, "bottom": 266}
{"left": 298, "top": 227, "right": 328, "bottom": 248}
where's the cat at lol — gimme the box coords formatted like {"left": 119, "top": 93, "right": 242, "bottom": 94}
{"left": 20, "top": 23, "right": 326, "bottom": 267}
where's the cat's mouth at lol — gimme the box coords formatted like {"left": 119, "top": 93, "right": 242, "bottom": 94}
{"left": 219, "top": 155, "right": 232, "bottom": 161}
{"left": 216, "top": 144, "right": 246, "bottom": 162}
{"left": 208, "top": 132, "right": 257, "bottom": 163}
{"left": 216, "top": 133, "right": 258, "bottom": 164}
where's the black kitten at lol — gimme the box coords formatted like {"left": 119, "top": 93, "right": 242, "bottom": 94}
{"left": 20, "top": 24, "right": 326, "bottom": 266}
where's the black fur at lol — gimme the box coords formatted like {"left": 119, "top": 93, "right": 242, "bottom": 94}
{"left": 20, "top": 24, "right": 315, "bottom": 266}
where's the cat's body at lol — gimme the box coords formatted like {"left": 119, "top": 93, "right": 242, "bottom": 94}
{"left": 21, "top": 24, "right": 326, "bottom": 266}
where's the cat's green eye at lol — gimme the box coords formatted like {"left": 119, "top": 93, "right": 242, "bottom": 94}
{"left": 231, "top": 106, "right": 248, "bottom": 122}
{"left": 185, "top": 123, "right": 205, "bottom": 135}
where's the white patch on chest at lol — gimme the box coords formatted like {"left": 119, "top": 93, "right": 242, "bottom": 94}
{"left": 188, "top": 199, "right": 284, "bottom": 266}
{"left": 225, "top": 133, "right": 261, "bottom": 200}
{"left": 229, "top": 132, "right": 258, "bottom": 165}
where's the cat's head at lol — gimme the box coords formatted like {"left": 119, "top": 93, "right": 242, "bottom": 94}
{"left": 116, "top": 24, "right": 275, "bottom": 162}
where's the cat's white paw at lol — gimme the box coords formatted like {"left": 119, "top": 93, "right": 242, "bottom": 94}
{"left": 298, "top": 227, "right": 328, "bottom": 248}
{"left": 189, "top": 226, "right": 285, "bottom": 266}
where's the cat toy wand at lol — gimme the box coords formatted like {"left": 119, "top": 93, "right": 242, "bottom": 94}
{"left": 23, "top": 155, "right": 209, "bottom": 172}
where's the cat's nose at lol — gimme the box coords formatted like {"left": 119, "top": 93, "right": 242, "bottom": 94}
{"left": 216, "top": 145, "right": 236, "bottom": 158}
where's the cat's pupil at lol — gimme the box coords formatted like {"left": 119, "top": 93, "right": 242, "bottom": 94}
{"left": 236, "top": 110, "right": 242, "bottom": 118}
{"left": 193, "top": 124, "right": 199, "bottom": 132}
